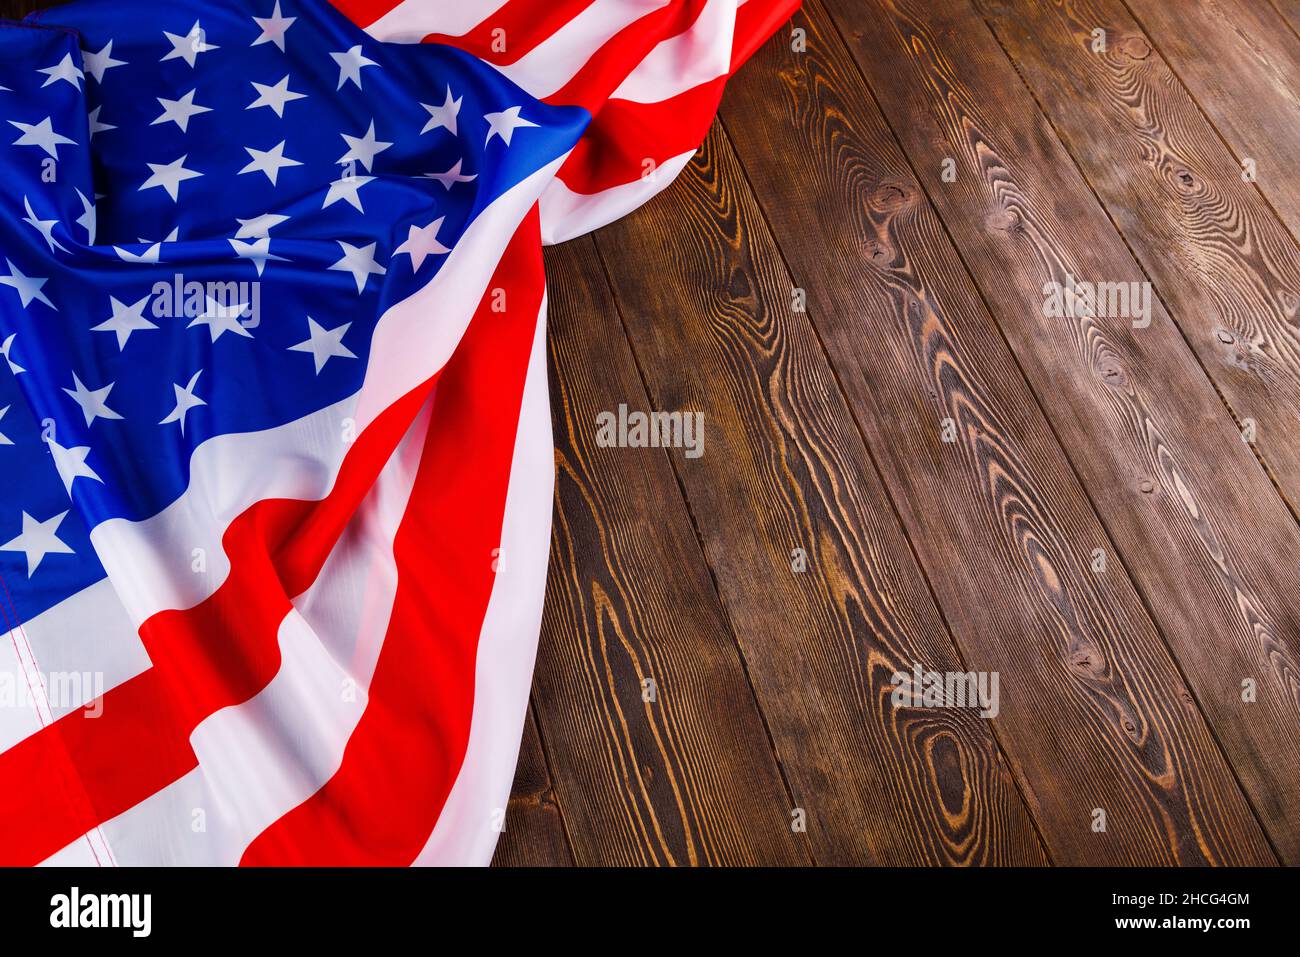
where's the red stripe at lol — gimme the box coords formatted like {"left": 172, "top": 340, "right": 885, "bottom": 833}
{"left": 241, "top": 207, "right": 545, "bottom": 865}
{"left": 552, "top": 0, "right": 800, "bottom": 194}
{"left": 327, "top": 0, "right": 407, "bottom": 29}
{"left": 730, "top": 0, "right": 801, "bottom": 70}
{"left": 557, "top": 78, "right": 726, "bottom": 193}
{"left": 543, "top": 0, "right": 708, "bottom": 111}
{"left": 0, "top": 383, "right": 434, "bottom": 865}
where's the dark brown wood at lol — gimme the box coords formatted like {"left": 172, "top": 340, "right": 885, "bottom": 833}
{"left": 532, "top": 236, "right": 810, "bottom": 866}
{"left": 491, "top": 706, "right": 574, "bottom": 867}
{"left": 1124, "top": 0, "right": 1300, "bottom": 238}
{"left": 592, "top": 127, "right": 1048, "bottom": 865}
{"left": 717, "top": 2, "right": 1278, "bottom": 864}
{"left": 980, "top": 0, "right": 1300, "bottom": 518}
{"left": 809, "top": 0, "right": 1300, "bottom": 861}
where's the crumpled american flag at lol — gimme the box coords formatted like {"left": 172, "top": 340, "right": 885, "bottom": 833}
{"left": 0, "top": 0, "right": 797, "bottom": 866}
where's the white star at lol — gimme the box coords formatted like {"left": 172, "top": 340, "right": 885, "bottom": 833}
{"left": 252, "top": 1, "right": 296, "bottom": 52}
{"left": 484, "top": 106, "right": 538, "bottom": 147}
{"left": 64, "top": 372, "right": 123, "bottom": 427}
{"left": 424, "top": 158, "right": 476, "bottom": 190}
{"left": 140, "top": 155, "right": 203, "bottom": 201}
{"left": 239, "top": 140, "right": 302, "bottom": 186}
{"left": 1, "top": 511, "right": 74, "bottom": 576}
{"left": 0, "top": 260, "right": 54, "bottom": 310}
{"left": 288, "top": 317, "right": 357, "bottom": 373}
{"left": 0, "top": 335, "right": 22, "bottom": 374}
{"left": 330, "top": 45, "right": 378, "bottom": 90}
{"left": 75, "top": 189, "right": 96, "bottom": 243}
{"left": 38, "top": 52, "right": 83, "bottom": 89}
{"left": 113, "top": 229, "right": 175, "bottom": 264}
{"left": 0, "top": 406, "right": 10, "bottom": 446}
{"left": 160, "top": 370, "right": 206, "bottom": 435}
{"left": 9, "top": 117, "right": 76, "bottom": 159}
{"left": 235, "top": 213, "right": 289, "bottom": 238}
{"left": 0, "top": 335, "right": 23, "bottom": 376}
{"left": 188, "top": 295, "right": 253, "bottom": 342}
{"left": 162, "top": 21, "right": 219, "bottom": 68}
{"left": 152, "top": 89, "right": 212, "bottom": 132}
{"left": 329, "top": 241, "right": 386, "bottom": 293}
{"left": 88, "top": 106, "right": 116, "bottom": 137}
{"left": 230, "top": 237, "right": 287, "bottom": 276}
{"left": 322, "top": 173, "right": 375, "bottom": 212}
{"left": 337, "top": 120, "right": 392, "bottom": 173}
{"left": 394, "top": 217, "right": 449, "bottom": 272}
{"left": 92, "top": 294, "right": 158, "bottom": 349}
{"left": 420, "top": 86, "right": 462, "bottom": 136}
{"left": 22, "top": 196, "right": 68, "bottom": 254}
{"left": 47, "top": 439, "right": 103, "bottom": 497}
{"left": 247, "top": 75, "right": 306, "bottom": 117}
{"left": 83, "top": 41, "right": 126, "bottom": 83}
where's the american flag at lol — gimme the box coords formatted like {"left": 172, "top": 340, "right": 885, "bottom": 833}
{"left": 0, "top": 0, "right": 797, "bottom": 866}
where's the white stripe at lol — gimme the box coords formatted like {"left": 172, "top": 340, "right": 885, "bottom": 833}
{"left": 610, "top": 0, "right": 736, "bottom": 102}
{"left": 2, "top": 577, "right": 148, "bottom": 719}
{"left": 413, "top": 292, "right": 554, "bottom": 866}
{"left": 493, "top": 0, "right": 672, "bottom": 100}
{"left": 363, "top": 0, "right": 510, "bottom": 42}
{"left": 45, "top": 401, "right": 432, "bottom": 866}
{"left": 0, "top": 636, "right": 50, "bottom": 757}
{"left": 540, "top": 149, "right": 694, "bottom": 244}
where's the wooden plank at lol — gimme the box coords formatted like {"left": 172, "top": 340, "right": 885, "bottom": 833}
{"left": 534, "top": 236, "right": 810, "bottom": 866}
{"left": 593, "top": 130, "right": 1048, "bottom": 865}
{"left": 1124, "top": 0, "right": 1300, "bottom": 237}
{"left": 1271, "top": 0, "right": 1300, "bottom": 35}
{"left": 981, "top": 0, "right": 1300, "bottom": 516}
{"left": 719, "top": 4, "right": 1278, "bottom": 864}
{"left": 491, "top": 706, "right": 574, "bottom": 867}
{"left": 815, "top": 0, "right": 1300, "bottom": 861}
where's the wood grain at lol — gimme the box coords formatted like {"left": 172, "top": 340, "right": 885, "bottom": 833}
{"left": 1124, "top": 0, "right": 1300, "bottom": 238}
{"left": 981, "top": 0, "right": 1300, "bottom": 517}
{"left": 491, "top": 706, "right": 574, "bottom": 867}
{"left": 533, "top": 236, "right": 810, "bottom": 866}
{"left": 593, "top": 127, "right": 1048, "bottom": 865}
{"left": 1271, "top": 0, "right": 1300, "bottom": 36}
{"left": 815, "top": 0, "right": 1300, "bottom": 861}
{"left": 719, "top": 1, "right": 1278, "bottom": 864}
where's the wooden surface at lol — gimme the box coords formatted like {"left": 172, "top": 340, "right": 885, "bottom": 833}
{"left": 1, "top": 0, "right": 1293, "bottom": 865}
{"left": 506, "top": 0, "right": 1299, "bottom": 865}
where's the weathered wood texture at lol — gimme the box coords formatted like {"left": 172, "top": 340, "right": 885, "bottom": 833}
{"left": 713, "top": 0, "right": 1279, "bottom": 865}
{"left": 1272, "top": 0, "right": 1300, "bottom": 36}
{"left": 806, "top": 0, "right": 1298, "bottom": 862}
{"left": 1124, "top": 0, "right": 1300, "bottom": 238}
{"left": 590, "top": 126, "right": 1048, "bottom": 865}
{"left": 527, "top": 236, "right": 810, "bottom": 866}
{"left": 982, "top": 0, "right": 1300, "bottom": 517}
{"left": 491, "top": 707, "right": 574, "bottom": 867}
